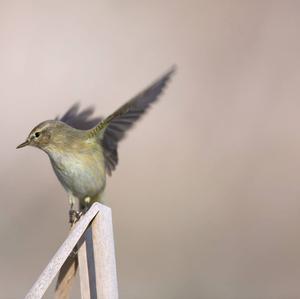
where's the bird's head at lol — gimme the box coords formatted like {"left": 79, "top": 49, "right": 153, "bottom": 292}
{"left": 17, "top": 120, "right": 69, "bottom": 152}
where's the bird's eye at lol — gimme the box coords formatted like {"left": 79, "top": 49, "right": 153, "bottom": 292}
{"left": 35, "top": 132, "right": 40, "bottom": 138}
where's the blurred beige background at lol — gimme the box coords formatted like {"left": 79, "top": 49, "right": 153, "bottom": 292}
{"left": 1, "top": 1, "right": 300, "bottom": 298}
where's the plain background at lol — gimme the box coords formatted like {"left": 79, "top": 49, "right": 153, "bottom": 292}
{"left": 1, "top": 1, "right": 300, "bottom": 298}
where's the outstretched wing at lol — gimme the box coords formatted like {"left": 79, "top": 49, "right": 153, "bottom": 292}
{"left": 88, "top": 66, "right": 176, "bottom": 175}
{"left": 56, "top": 103, "right": 102, "bottom": 130}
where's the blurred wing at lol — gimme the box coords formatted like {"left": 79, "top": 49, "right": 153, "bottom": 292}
{"left": 56, "top": 103, "right": 102, "bottom": 130}
{"left": 89, "top": 66, "right": 176, "bottom": 175}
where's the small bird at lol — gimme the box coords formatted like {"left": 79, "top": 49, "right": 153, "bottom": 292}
{"left": 17, "top": 67, "right": 175, "bottom": 220}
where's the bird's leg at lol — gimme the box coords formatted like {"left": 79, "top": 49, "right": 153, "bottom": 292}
{"left": 69, "top": 210, "right": 83, "bottom": 224}
{"left": 82, "top": 196, "right": 91, "bottom": 213}
{"left": 68, "top": 194, "right": 82, "bottom": 224}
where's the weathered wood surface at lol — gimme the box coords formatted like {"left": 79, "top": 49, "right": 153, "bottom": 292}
{"left": 78, "top": 235, "right": 90, "bottom": 299}
{"left": 54, "top": 221, "right": 78, "bottom": 299}
{"left": 54, "top": 251, "right": 78, "bottom": 299}
{"left": 84, "top": 226, "right": 98, "bottom": 299}
{"left": 92, "top": 207, "right": 118, "bottom": 299}
{"left": 24, "top": 202, "right": 118, "bottom": 299}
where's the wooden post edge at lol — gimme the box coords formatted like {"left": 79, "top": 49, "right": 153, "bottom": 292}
{"left": 24, "top": 202, "right": 117, "bottom": 299}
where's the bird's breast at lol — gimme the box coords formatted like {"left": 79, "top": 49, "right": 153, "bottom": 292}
{"left": 48, "top": 147, "right": 106, "bottom": 200}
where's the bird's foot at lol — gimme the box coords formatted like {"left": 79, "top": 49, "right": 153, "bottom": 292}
{"left": 69, "top": 209, "right": 83, "bottom": 224}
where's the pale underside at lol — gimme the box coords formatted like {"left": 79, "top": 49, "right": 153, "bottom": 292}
{"left": 48, "top": 144, "right": 106, "bottom": 206}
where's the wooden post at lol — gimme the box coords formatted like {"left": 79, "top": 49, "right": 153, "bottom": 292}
{"left": 92, "top": 206, "right": 118, "bottom": 299}
{"left": 54, "top": 222, "right": 78, "bottom": 299}
{"left": 54, "top": 252, "right": 78, "bottom": 299}
{"left": 24, "top": 203, "right": 118, "bottom": 299}
{"left": 78, "top": 226, "right": 97, "bottom": 299}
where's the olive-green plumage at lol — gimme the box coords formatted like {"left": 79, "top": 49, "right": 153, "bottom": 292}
{"left": 17, "top": 67, "right": 175, "bottom": 210}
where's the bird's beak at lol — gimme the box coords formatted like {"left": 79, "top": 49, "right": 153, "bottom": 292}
{"left": 16, "top": 140, "right": 30, "bottom": 149}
